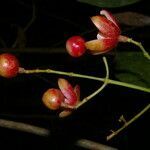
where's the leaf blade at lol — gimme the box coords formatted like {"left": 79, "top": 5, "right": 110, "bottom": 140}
{"left": 78, "top": 0, "right": 141, "bottom": 8}
{"left": 114, "top": 52, "right": 150, "bottom": 87}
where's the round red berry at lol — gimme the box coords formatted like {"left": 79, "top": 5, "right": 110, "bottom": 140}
{"left": 42, "top": 88, "right": 64, "bottom": 110}
{"left": 0, "top": 53, "right": 19, "bottom": 78}
{"left": 66, "top": 36, "right": 86, "bottom": 57}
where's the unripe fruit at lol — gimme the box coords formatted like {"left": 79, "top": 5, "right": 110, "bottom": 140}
{"left": 42, "top": 88, "right": 64, "bottom": 110}
{"left": 66, "top": 36, "right": 86, "bottom": 57}
{"left": 0, "top": 53, "right": 19, "bottom": 78}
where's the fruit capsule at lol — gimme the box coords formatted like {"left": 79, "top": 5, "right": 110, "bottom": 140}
{"left": 58, "top": 78, "right": 77, "bottom": 106}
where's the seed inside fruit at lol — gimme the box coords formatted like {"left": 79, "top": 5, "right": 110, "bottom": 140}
{"left": 66, "top": 36, "right": 86, "bottom": 57}
{"left": 0, "top": 53, "right": 19, "bottom": 78}
{"left": 42, "top": 88, "right": 64, "bottom": 110}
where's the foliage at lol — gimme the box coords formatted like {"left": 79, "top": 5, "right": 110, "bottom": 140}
{"left": 78, "top": 0, "right": 141, "bottom": 8}
{"left": 115, "top": 51, "right": 150, "bottom": 87}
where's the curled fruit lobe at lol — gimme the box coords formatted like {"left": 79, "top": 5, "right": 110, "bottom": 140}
{"left": 85, "top": 38, "right": 118, "bottom": 55}
{"left": 91, "top": 16, "right": 120, "bottom": 38}
{"left": 58, "top": 78, "right": 77, "bottom": 106}
{"left": 59, "top": 84, "right": 80, "bottom": 118}
{"left": 73, "top": 84, "right": 80, "bottom": 103}
{"left": 86, "top": 10, "right": 121, "bottom": 54}
{"left": 0, "top": 53, "right": 19, "bottom": 78}
{"left": 42, "top": 88, "right": 64, "bottom": 110}
{"left": 66, "top": 36, "right": 86, "bottom": 57}
{"left": 42, "top": 78, "right": 81, "bottom": 118}
{"left": 100, "top": 9, "right": 120, "bottom": 32}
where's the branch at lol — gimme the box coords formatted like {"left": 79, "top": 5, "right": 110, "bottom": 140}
{"left": 19, "top": 68, "right": 150, "bottom": 93}
{"left": 106, "top": 103, "right": 150, "bottom": 141}
{"left": 127, "top": 38, "right": 150, "bottom": 60}
{"left": 0, "top": 119, "right": 50, "bottom": 137}
{"left": 23, "top": 2, "right": 36, "bottom": 32}
{"left": 119, "top": 35, "right": 150, "bottom": 60}
{"left": 12, "top": 2, "right": 36, "bottom": 48}
{"left": 76, "top": 139, "right": 118, "bottom": 150}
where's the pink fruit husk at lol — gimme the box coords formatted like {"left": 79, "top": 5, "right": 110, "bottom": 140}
{"left": 91, "top": 16, "right": 120, "bottom": 38}
{"left": 58, "top": 78, "right": 77, "bottom": 106}
{"left": 85, "top": 38, "right": 118, "bottom": 55}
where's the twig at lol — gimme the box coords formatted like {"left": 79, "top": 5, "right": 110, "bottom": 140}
{"left": 0, "top": 119, "right": 50, "bottom": 137}
{"left": 76, "top": 56, "right": 109, "bottom": 109}
{"left": 76, "top": 139, "right": 118, "bottom": 150}
{"left": 119, "top": 35, "right": 150, "bottom": 60}
{"left": 19, "top": 68, "right": 150, "bottom": 93}
{"left": 106, "top": 103, "right": 150, "bottom": 141}
{"left": 23, "top": 2, "right": 36, "bottom": 32}
{"left": 127, "top": 38, "right": 150, "bottom": 60}
{"left": 12, "top": 2, "right": 36, "bottom": 48}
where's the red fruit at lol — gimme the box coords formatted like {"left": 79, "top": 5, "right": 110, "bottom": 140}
{"left": 58, "top": 78, "right": 77, "bottom": 106}
{"left": 0, "top": 53, "right": 19, "bottom": 78}
{"left": 85, "top": 38, "right": 118, "bottom": 55}
{"left": 91, "top": 16, "right": 120, "bottom": 38}
{"left": 42, "top": 88, "right": 64, "bottom": 110}
{"left": 66, "top": 36, "right": 86, "bottom": 57}
{"left": 85, "top": 10, "right": 122, "bottom": 55}
{"left": 100, "top": 9, "right": 120, "bottom": 32}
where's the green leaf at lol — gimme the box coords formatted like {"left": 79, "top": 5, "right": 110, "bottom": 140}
{"left": 78, "top": 0, "right": 141, "bottom": 8}
{"left": 114, "top": 52, "right": 150, "bottom": 87}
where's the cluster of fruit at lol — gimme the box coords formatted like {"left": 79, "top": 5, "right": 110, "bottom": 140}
{"left": 1, "top": 10, "right": 145, "bottom": 117}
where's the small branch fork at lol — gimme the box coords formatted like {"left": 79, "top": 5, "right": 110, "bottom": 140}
{"left": 0, "top": 118, "right": 118, "bottom": 150}
{"left": 76, "top": 56, "right": 109, "bottom": 109}
{"left": 12, "top": 2, "right": 36, "bottom": 48}
{"left": 106, "top": 103, "right": 150, "bottom": 141}
{"left": 18, "top": 56, "right": 150, "bottom": 140}
{"left": 0, "top": 102, "right": 149, "bottom": 142}
{"left": 0, "top": 2, "right": 149, "bottom": 143}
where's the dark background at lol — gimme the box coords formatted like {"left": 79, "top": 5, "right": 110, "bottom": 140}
{"left": 0, "top": 0, "right": 149, "bottom": 150}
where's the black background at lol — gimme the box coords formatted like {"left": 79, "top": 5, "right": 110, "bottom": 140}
{"left": 0, "top": 0, "right": 149, "bottom": 150}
